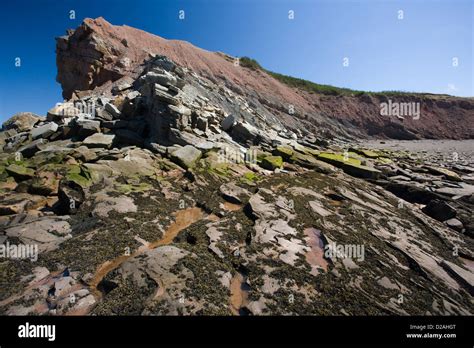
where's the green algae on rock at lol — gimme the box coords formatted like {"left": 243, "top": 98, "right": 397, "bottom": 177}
{"left": 260, "top": 156, "right": 283, "bottom": 170}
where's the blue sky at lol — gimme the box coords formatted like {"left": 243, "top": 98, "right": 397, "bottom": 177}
{"left": 0, "top": 0, "right": 472, "bottom": 121}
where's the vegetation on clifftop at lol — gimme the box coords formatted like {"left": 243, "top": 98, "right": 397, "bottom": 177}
{"left": 239, "top": 56, "right": 425, "bottom": 97}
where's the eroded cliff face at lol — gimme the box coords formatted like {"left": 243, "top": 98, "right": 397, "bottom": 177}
{"left": 55, "top": 17, "right": 474, "bottom": 140}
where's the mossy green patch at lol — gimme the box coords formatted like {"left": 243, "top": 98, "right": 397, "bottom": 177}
{"left": 317, "top": 152, "right": 362, "bottom": 166}
{"left": 206, "top": 165, "right": 230, "bottom": 178}
{"left": 66, "top": 165, "right": 93, "bottom": 187}
{"left": 376, "top": 157, "right": 392, "bottom": 165}
{"left": 290, "top": 153, "right": 335, "bottom": 173}
{"left": 350, "top": 148, "right": 382, "bottom": 159}
{"left": 240, "top": 171, "right": 260, "bottom": 185}
{"left": 317, "top": 153, "right": 381, "bottom": 179}
{"left": 202, "top": 152, "right": 231, "bottom": 178}
{"left": 260, "top": 156, "right": 283, "bottom": 170}
{"left": 304, "top": 148, "right": 320, "bottom": 157}
{"left": 256, "top": 151, "right": 272, "bottom": 164}
{"left": 0, "top": 165, "right": 8, "bottom": 181}
{"left": 5, "top": 164, "right": 35, "bottom": 181}
{"left": 272, "top": 146, "right": 294, "bottom": 160}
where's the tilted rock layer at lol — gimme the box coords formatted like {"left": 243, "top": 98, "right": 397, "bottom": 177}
{"left": 56, "top": 17, "right": 474, "bottom": 140}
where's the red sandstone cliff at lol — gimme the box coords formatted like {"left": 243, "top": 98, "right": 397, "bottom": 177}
{"left": 56, "top": 17, "right": 474, "bottom": 140}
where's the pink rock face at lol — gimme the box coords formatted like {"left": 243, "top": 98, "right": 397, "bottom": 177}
{"left": 56, "top": 17, "right": 474, "bottom": 140}
{"left": 56, "top": 17, "right": 294, "bottom": 103}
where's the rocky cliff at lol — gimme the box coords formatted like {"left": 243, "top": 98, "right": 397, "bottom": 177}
{"left": 56, "top": 17, "right": 474, "bottom": 140}
{"left": 0, "top": 18, "right": 473, "bottom": 316}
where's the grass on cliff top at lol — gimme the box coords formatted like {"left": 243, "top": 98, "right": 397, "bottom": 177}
{"left": 238, "top": 56, "right": 424, "bottom": 97}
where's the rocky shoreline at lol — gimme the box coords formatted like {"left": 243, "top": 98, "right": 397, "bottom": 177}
{"left": 0, "top": 18, "right": 473, "bottom": 316}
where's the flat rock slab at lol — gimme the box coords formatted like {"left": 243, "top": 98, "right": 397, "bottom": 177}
{"left": 424, "top": 166, "right": 462, "bottom": 182}
{"left": 92, "top": 191, "right": 138, "bottom": 217}
{"left": 83, "top": 133, "right": 116, "bottom": 148}
{"left": 219, "top": 182, "right": 250, "bottom": 204}
{"left": 18, "top": 139, "right": 48, "bottom": 158}
{"left": 440, "top": 260, "right": 474, "bottom": 295}
{"left": 5, "top": 164, "right": 35, "bottom": 181}
{"left": 5, "top": 216, "right": 72, "bottom": 253}
{"left": 260, "top": 156, "right": 283, "bottom": 171}
{"left": 31, "top": 122, "right": 58, "bottom": 139}
{"left": 0, "top": 193, "right": 49, "bottom": 215}
{"left": 170, "top": 145, "right": 202, "bottom": 169}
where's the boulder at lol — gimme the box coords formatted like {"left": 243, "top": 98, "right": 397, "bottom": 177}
{"left": 341, "top": 162, "right": 381, "bottom": 180}
{"left": 28, "top": 171, "right": 59, "bottom": 196}
{"left": 140, "top": 71, "right": 177, "bottom": 87}
{"left": 2, "top": 132, "right": 29, "bottom": 152}
{"left": 435, "top": 185, "right": 474, "bottom": 198}
{"left": 444, "top": 218, "right": 463, "bottom": 232}
{"left": 0, "top": 131, "right": 11, "bottom": 147}
{"left": 149, "top": 55, "right": 176, "bottom": 72}
{"left": 57, "top": 180, "right": 86, "bottom": 215}
{"left": 317, "top": 152, "right": 380, "bottom": 179}
{"left": 317, "top": 152, "right": 362, "bottom": 167}
{"left": 31, "top": 122, "right": 58, "bottom": 139}
{"left": 350, "top": 148, "right": 382, "bottom": 159}
{"left": 230, "top": 122, "right": 263, "bottom": 146}
{"left": 167, "top": 104, "right": 191, "bottom": 129}
{"left": 47, "top": 103, "right": 80, "bottom": 122}
{"left": 273, "top": 146, "right": 294, "bottom": 160}
{"left": 5, "top": 164, "right": 35, "bottom": 181}
{"left": 18, "top": 139, "right": 48, "bottom": 158}
{"left": 169, "top": 129, "right": 216, "bottom": 151}
{"left": 153, "top": 86, "right": 179, "bottom": 105}
{"left": 0, "top": 193, "right": 48, "bottom": 215}
{"left": 383, "top": 182, "right": 439, "bottom": 204}
{"left": 260, "top": 156, "right": 283, "bottom": 170}
{"left": 168, "top": 104, "right": 192, "bottom": 117}
{"left": 2, "top": 112, "right": 43, "bottom": 132}
{"left": 72, "top": 146, "right": 99, "bottom": 162}
{"left": 221, "top": 114, "right": 236, "bottom": 131}
{"left": 1, "top": 129, "right": 18, "bottom": 139}
{"left": 219, "top": 183, "right": 251, "bottom": 204}
{"left": 83, "top": 133, "right": 116, "bottom": 148}
{"left": 74, "top": 119, "right": 101, "bottom": 138}
{"left": 196, "top": 117, "right": 207, "bottom": 132}
{"left": 424, "top": 166, "right": 462, "bottom": 182}
{"left": 170, "top": 145, "right": 202, "bottom": 169}
{"left": 104, "top": 103, "right": 121, "bottom": 119}
{"left": 95, "top": 108, "right": 114, "bottom": 121}
{"left": 101, "top": 120, "right": 128, "bottom": 129}
{"left": 111, "top": 81, "right": 133, "bottom": 94}
{"left": 290, "top": 153, "right": 336, "bottom": 174}
{"left": 53, "top": 276, "right": 75, "bottom": 297}
{"left": 92, "top": 191, "right": 138, "bottom": 217}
